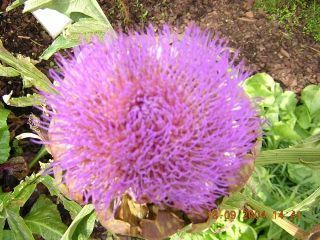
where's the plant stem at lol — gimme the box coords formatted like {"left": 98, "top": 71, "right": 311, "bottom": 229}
{"left": 28, "top": 146, "right": 48, "bottom": 168}
{"left": 239, "top": 192, "right": 308, "bottom": 240}
{"left": 255, "top": 148, "right": 320, "bottom": 167}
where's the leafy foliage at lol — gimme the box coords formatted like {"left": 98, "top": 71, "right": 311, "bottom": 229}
{"left": 171, "top": 73, "right": 320, "bottom": 240}
{"left": 7, "top": 0, "right": 115, "bottom": 60}
{"left": 0, "top": 40, "right": 55, "bottom": 93}
{"left": 0, "top": 40, "right": 56, "bottom": 107}
{"left": 0, "top": 170, "right": 96, "bottom": 239}
{"left": 24, "top": 195, "right": 67, "bottom": 240}
{"left": 255, "top": 0, "right": 320, "bottom": 42}
{"left": 0, "top": 104, "right": 10, "bottom": 164}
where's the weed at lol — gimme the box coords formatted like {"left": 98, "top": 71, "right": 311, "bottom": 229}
{"left": 255, "top": 0, "right": 320, "bottom": 42}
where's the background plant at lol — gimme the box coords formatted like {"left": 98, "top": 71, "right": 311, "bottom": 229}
{"left": 255, "top": 0, "right": 320, "bottom": 42}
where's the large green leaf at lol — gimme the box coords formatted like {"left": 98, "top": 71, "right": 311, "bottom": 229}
{"left": 41, "top": 18, "right": 114, "bottom": 60}
{"left": 4, "top": 207, "right": 35, "bottom": 240}
{"left": 271, "top": 122, "right": 301, "bottom": 142}
{"left": 295, "top": 105, "right": 312, "bottom": 130}
{"left": 3, "top": 230, "right": 15, "bottom": 240}
{"left": 243, "top": 73, "right": 282, "bottom": 105}
{"left": 301, "top": 85, "right": 320, "bottom": 117}
{"left": 0, "top": 64, "right": 20, "bottom": 77}
{"left": 287, "top": 164, "right": 320, "bottom": 187}
{"left": 40, "top": 175, "right": 82, "bottom": 219}
{"left": 0, "top": 106, "right": 10, "bottom": 164}
{"left": 3, "top": 93, "right": 43, "bottom": 107}
{"left": 0, "top": 40, "right": 55, "bottom": 93}
{"left": 24, "top": 195, "right": 67, "bottom": 240}
{"left": 23, "top": 0, "right": 109, "bottom": 24}
{"left": 40, "top": 35, "right": 78, "bottom": 60}
{"left": 61, "top": 204, "right": 96, "bottom": 240}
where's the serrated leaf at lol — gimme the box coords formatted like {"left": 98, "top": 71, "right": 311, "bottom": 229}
{"left": 40, "top": 175, "right": 82, "bottom": 219}
{"left": 2, "top": 174, "right": 38, "bottom": 208}
{"left": 0, "top": 106, "right": 10, "bottom": 164}
{"left": 3, "top": 93, "right": 43, "bottom": 107}
{"left": 6, "top": 0, "right": 25, "bottom": 11}
{"left": 41, "top": 18, "right": 114, "bottom": 60}
{"left": 63, "top": 18, "right": 112, "bottom": 41}
{"left": 0, "top": 40, "right": 55, "bottom": 93}
{"left": 0, "top": 64, "right": 20, "bottom": 77}
{"left": 4, "top": 207, "right": 35, "bottom": 240}
{"left": 24, "top": 0, "right": 109, "bottom": 24}
{"left": 40, "top": 35, "right": 77, "bottom": 60}
{"left": 61, "top": 204, "right": 95, "bottom": 240}
{"left": 24, "top": 195, "right": 67, "bottom": 240}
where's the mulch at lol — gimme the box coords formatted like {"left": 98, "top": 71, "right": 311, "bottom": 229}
{"left": 1, "top": 0, "right": 319, "bottom": 95}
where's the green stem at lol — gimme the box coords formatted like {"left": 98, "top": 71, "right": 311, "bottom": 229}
{"left": 255, "top": 148, "right": 320, "bottom": 167}
{"left": 28, "top": 146, "right": 48, "bottom": 168}
{"left": 239, "top": 192, "right": 307, "bottom": 240}
{"left": 285, "top": 187, "right": 320, "bottom": 213}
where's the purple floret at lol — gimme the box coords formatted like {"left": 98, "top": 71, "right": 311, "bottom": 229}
{"left": 43, "top": 25, "right": 260, "bottom": 217}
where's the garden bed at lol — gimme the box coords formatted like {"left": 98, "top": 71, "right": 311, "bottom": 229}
{"left": 0, "top": 0, "right": 319, "bottom": 240}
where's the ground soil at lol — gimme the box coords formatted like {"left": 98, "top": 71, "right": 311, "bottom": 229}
{"left": 0, "top": 0, "right": 319, "bottom": 239}
{"left": 1, "top": 0, "right": 319, "bottom": 95}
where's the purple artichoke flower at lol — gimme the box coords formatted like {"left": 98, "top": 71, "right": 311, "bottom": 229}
{"left": 44, "top": 25, "right": 260, "bottom": 218}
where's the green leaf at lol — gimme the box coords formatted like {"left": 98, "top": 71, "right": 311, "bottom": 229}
{"left": 287, "top": 164, "right": 320, "bottom": 187}
{"left": 1, "top": 174, "right": 38, "bottom": 208}
{"left": 3, "top": 93, "right": 43, "bottom": 107}
{"left": 61, "top": 204, "right": 95, "bottom": 240}
{"left": 301, "top": 85, "right": 320, "bottom": 117}
{"left": 3, "top": 230, "right": 15, "bottom": 240}
{"left": 24, "top": 195, "right": 67, "bottom": 240}
{"left": 285, "top": 187, "right": 320, "bottom": 213}
{"left": 278, "top": 91, "right": 297, "bottom": 113}
{"left": 63, "top": 18, "right": 112, "bottom": 41}
{"left": 243, "top": 73, "right": 282, "bottom": 105}
{"left": 40, "top": 35, "right": 77, "bottom": 60}
{"left": 6, "top": 0, "right": 25, "bottom": 11}
{"left": 4, "top": 207, "right": 35, "bottom": 240}
{"left": 271, "top": 122, "right": 301, "bottom": 142}
{"left": 256, "top": 147, "right": 320, "bottom": 167}
{"left": 24, "top": 0, "right": 110, "bottom": 24}
{"left": 0, "top": 64, "right": 20, "bottom": 77}
{"left": 40, "top": 175, "right": 82, "bottom": 219}
{"left": 40, "top": 18, "right": 114, "bottom": 60}
{"left": 238, "top": 222, "right": 257, "bottom": 240}
{"left": 295, "top": 105, "right": 311, "bottom": 129}
{"left": 0, "top": 40, "right": 56, "bottom": 93}
{"left": 0, "top": 106, "right": 10, "bottom": 164}
{"left": 0, "top": 212, "right": 6, "bottom": 240}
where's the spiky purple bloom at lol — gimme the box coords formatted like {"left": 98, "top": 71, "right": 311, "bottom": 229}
{"left": 44, "top": 26, "right": 260, "bottom": 217}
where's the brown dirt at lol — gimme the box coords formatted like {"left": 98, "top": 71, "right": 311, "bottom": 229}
{"left": 100, "top": 0, "right": 320, "bottom": 93}
{"left": 1, "top": 0, "right": 319, "bottom": 95}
